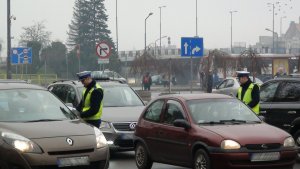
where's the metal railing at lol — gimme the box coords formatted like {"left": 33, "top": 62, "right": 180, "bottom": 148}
{"left": 0, "top": 74, "right": 57, "bottom": 86}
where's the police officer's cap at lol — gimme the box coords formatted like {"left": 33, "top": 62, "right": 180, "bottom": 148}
{"left": 236, "top": 71, "right": 250, "bottom": 78}
{"left": 77, "top": 71, "right": 91, "bottom": 80}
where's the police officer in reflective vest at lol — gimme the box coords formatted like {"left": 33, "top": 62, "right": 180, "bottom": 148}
{"left": 236, "top": 71, "right": 260, "bottom": 114}
{"left": 76, "top": 71, "right": 103, "bottom": 128}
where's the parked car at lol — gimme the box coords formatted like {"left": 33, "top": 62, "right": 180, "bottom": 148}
{"left": 260, "top": 78, "right": 300, "bottom": 159}
{"left": 0, "top": 80, "right": 109, "bottom": 169}
{"left": 48, "top": 78, "right": 145, "bottom": 152}
{"left": 151, "top": 75, "right": 162, "bottom": 85}
{"left": 134, "top": 93, "right": 297, "bottom": 169}
{"left": 91, "top": 70, "right": 127, "bottom": 83}
{"left": 213, "top": 76, "right": 263, "bottom": 96}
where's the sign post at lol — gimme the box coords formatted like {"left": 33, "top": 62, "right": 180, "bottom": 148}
{"left": 96, "top": 41, "right": 112, "bottom": 71}
{"left": 181, "top": 37, "right": 204, "bottom": 93}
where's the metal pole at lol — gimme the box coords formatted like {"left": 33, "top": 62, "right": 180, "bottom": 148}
{"left": 196, "top": 0, "right": 198, "bottom": 36}
{"left": 116, "top": 0, "right": 118, "bottom": 55}
{"left": 190, "top": 56, "right": 193, "bottom": 93}
{"left": 160, "top": 7, "right": 162, "bottom": 55}
{"left": 169, "top": 58, "right": 171, "bottom": 93}
{"left": 272, "top": 4, "right": 275, "bottom": 54}
{"left": 230, "top": 12, "right": 233, "bottom": 53}
{"left": 144, "top": 13, "right": 153, "bottom": 51}
{"left": 7, "top": 0, "right": 12, "bottom": 79}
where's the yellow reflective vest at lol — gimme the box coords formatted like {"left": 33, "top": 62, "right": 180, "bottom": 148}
{"left": 237, "top": 83, "right": 260, "bottom": 114}
{"left": 82, "top": 83, "right": 103, "bottom": 120}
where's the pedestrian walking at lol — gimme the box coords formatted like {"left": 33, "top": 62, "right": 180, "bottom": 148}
{"left": 142, "top": 72, "right": 152, "bottom": 91}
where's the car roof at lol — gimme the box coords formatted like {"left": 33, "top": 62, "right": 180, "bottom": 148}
{"left": 49, "top": 79, "right": 129, "bottom": 87}
{"left": 156, "top": 93, "right": 233, "bottom": 100}
{"left": 0, "top": 81, "right": 46, "bottom": 90}
{"left": 265, "top": 77, "right": 300, "bottom": 82}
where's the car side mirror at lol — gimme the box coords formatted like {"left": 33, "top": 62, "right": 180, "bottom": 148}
{"left": 174, "top": 119, "right": 191, "bottom": 129}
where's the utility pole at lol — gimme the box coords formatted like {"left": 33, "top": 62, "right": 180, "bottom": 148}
{"left": 7, "top": 0, "right": 12, "bottom": 79}
{"left": 230, "top": 11, "right": 237, "bottom": 54}
{"left": 159, "top": 6, "right": 166, "bottom": 56}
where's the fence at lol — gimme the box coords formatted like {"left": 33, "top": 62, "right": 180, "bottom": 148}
{"left": 0, "top": 74, "right": 58, "bottom": 86}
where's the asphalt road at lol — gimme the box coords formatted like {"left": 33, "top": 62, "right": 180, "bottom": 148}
{"left": 109, "top": 151, "right": 300, "bottom": 169}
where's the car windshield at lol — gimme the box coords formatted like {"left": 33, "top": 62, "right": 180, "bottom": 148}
{"left": 0, "top": 89, "right": 77, "bottom": 122}
{"left": 91, "top": 71, "right": 121, "bottom": 79}
{"left": 78, "top": 86, "right": 143, "bottom": 107}
{"left": 187, "top": 99, "right": 261, "bottom": 124}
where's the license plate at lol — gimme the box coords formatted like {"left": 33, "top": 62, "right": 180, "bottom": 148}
{"left": 57, "top": 156, "right": 89, "bottom": 167}
{"left": 250, "top": 152, "right": 280, "bottom": 162}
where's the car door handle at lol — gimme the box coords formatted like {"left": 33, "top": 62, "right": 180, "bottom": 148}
{"left": 288, "top": 111, "right": 297, "bottom": 114}
{"left": 283, "top": 124, "right": 291, "bottom": 127}
{"left": 260, "top": 111, "right": 267, "bottom": 114}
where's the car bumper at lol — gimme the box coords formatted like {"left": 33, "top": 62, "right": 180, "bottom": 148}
{"left": 209, "top": 150, "right": 297, "bottom": 169}
{"left": 1, "top": 143, "right": 110, "bottom": 169}
{"left": 103, "top": 131, "right": 135, "bottom": 151}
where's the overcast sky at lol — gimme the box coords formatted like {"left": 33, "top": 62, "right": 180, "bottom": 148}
{"left": 0, "top": 0, "right": 299, "bottom": 56}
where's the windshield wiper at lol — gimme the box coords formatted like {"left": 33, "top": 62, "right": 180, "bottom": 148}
{"left": 220, "top": 119, "right": 247, "bottom": 124}
{"left": 198, "top": 121, "right": 225, "bottom": 125}
{"left": 60, "top": 107, "right": 77, "bottom": 119}
{"left": 25, "top": 119, "right": 63, "bottom": 122}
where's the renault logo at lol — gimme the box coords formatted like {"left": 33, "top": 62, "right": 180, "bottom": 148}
{"left": 129, "top": 122, "right": 137, "bottom": 130}
{"left": 66, "top": 138, "right": 73, "bottom": 146}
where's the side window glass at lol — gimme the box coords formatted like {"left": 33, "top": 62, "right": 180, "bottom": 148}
{"left": 218, "top": 80, "right": 227, "bottom": 89}
{"left": 162, "top": 100, "right": 185, "bottom": 125}
{"left": 275, "top": 82, "right": 300, "bottom": 102}
{"left": 225, "top": 79, "right": 235, "bottom": 88}
{"left": 144, "top": 100, "right": 164, "bottom": 122}
{"left": 65, "top": 86, "right": 77, "bottom": 106}
{"left": 260, "top": 82, "right": 280, "bottom": 102}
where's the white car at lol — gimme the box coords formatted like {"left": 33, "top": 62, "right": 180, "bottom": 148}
{"left": 213, "top": 76, "right": 263, "bottom": 96}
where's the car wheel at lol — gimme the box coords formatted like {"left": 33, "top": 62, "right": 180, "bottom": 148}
{"left": 0, "top": 160, "right": 10, "bottom": 169}
{"left": 194, "top": 149, "right": 210, "bottom": 169}
{"left": 293, "top": 130, "right": 300, "bottom": 161}
{"left": 135, "top": 143, "right": 153, "bottom": 169}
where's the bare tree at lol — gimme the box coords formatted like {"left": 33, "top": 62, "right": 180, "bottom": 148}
{"left": 20, "top": 21, "right": 51, "bottom": 47}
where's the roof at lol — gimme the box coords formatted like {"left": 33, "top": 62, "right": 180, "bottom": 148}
{"left": 0, "top": 82, "right": 45, "bottom": 90}
{"left": 157, "top": 93, "right": 233, "bottom": 100}
{"left": 50, "top": 79, "right": 128, "bottom": 87}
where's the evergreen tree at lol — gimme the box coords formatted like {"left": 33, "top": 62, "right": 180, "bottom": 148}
{"left": 68, "top": 0, "right": 120, "bottom": 72}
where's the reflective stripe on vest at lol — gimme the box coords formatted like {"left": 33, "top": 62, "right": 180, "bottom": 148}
{"left": 82, "top": 83, "right": 103, "bottom": 120}
{"left": 238, "top": 83, "right": 260, "bottom": 114}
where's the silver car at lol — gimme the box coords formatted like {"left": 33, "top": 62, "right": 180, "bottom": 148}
{"left": 213, "top": 76, "right": 263, "bottom": 96}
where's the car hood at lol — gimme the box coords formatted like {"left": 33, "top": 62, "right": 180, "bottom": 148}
{"left": 201, "top": 123, "right": 290, "bottom": 145}
{"left": 102, "top": 106, "right": 144, "bottom": 122}
{"left": 0, "top": 120, "right": 94, "bottom": 139}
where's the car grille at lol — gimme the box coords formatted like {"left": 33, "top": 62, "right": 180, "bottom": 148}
{"left": 245, "top": 143, "right": 281, "bottom": 150}
{"left": 48, "top": 149, "right": 94, "bottom": 155}
{"left": 112, "top": 122, "right": 137, "bottom": 131}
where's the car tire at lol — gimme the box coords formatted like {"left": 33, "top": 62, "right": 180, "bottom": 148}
{"left": 293, "top": 130, "right": 300, "bottom": 162}
{"left": 135, "top": 143, "right": 153, "bottom": 169}
{"left": 193, "top": 149, "right": 211, "bottom": 169}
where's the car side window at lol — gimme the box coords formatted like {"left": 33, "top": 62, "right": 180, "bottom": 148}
{"left": 65, "top": 85, "right": 78, "bottom": 106}
{"left": 225, "top": 79, "right": 235, "bottom": 88}
{"left": 275, "top": 82, "right": 300, "bottom": 102}
{"left": 218, "top": 80, "right": 227, "bottom": 89}
{"left": 50, "top": 85, "right": 65, "bottom": 101}
{"left": 144, "top": 100, "right": 164, "bottom": 122}
{"left": 162, "top": 100, "right": 185, "bottom": 125}
{"left": 260, "top": 82, "right": 280, "bottom": 102}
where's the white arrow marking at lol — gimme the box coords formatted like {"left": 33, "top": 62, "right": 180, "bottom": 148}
{"left": 184, "top": 42, "right": 188, "bottom": 55}
{"left": 192, "top": 46, "right": 201, "bottom": 55}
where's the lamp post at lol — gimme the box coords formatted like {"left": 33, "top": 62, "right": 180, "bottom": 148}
{"left": 116, "top": 0, "right": 119, "bottom": 55}
{"left": 195, "top": 0, "right": 198, "bottom": 36}
{"left": 230, "top": 10, "right": 237, "bottom": 54}
{"left": 266, "top": 28, "right": 278, "bottom": 54}
{"left": 6, "top": 0, "right": 12, "bottom": 79}
{"left": 280, "top": 16, "right": 287, "bottom": 37}
{"left": 267, "top": 3, "right": 275, "bottom": 53}
{"left": 155, "top": 35, "right": 167, "bottom": 57}
{"left": 159, "top": 6, "right": 166, "bottom": 56}
{"left": 144, "top": 12, "right": 153, "bottom": 51}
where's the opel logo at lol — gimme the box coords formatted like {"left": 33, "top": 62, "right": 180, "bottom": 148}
{"left": 261, "top": 144, "right": 268, "bottom": 149}
{"left": 66, "top": 138, "right": 73, "bottom": 146}
{"left": 129, "top": 122, "right": 137, "bottom": 130}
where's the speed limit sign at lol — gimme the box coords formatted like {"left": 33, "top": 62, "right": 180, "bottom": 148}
{"left": 96, "top": 41, "right": 112, "bottom": 59}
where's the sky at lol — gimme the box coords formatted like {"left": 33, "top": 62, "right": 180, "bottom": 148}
{"left": 0, "top": 0, "right": 300, "bottom": 56}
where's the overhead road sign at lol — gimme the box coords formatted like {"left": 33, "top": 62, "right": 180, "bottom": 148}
{"left": 181, "top": 37, "right": 204, "bottom": 57}
{"left": 96, "top": 41, "right": 112, "bottom": 59}
{"left": 11, "top": 47, "right": 32, "bottom": 64}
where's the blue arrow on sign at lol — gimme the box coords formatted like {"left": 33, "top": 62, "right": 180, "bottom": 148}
{"left": 181, "top": 37, "right": 204, "bottom": 57}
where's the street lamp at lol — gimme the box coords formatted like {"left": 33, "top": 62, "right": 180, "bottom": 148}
{"left": 195, "top": 0, "right": 198, "bottom": 36}
{"left": 229, "top": 10, "right": 237, "bottom": 54}
{"left": 267, "top": 2, "right": 276, "bottom": 53}
{"left": 155, "top": 35, "right": 167, "bottom": 57}
{"left": 266, "top": 28, "right": 278, "bottom": 54}
{"left": 280, "top": 16, "right": 287, "bottom": 37}
{"left": 116, "top": 0, "right": 119, "bottom": 55}
{"left": 159, "top": 6, "right": 166, "bottom": 56}
{"left": 7, "top": 0, "right": 13, "bottom": 79}
{"left": 144, "top": 12, "right": 153, "bottom": 51}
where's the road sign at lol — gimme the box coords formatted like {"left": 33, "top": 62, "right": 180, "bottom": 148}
{"left": 96, "top": 41, "right": 112, "bottom": 59}
{"left": 11, "top": 47, "right": 32, "bottom": 64}
{"left": 181, "top": 37, "right": 204, "bottom": 57}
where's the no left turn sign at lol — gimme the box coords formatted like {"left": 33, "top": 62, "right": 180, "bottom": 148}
{"left": 96, "top": 41, "right": 112, "bottom": 59}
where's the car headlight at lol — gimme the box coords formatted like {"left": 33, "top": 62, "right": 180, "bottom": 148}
{"left": 100, "top": 121, "right": 111, "bottom": 129}
{"left": 284, "top": 137, "right": 295, "bottom": 147}
{"left": 94, "top": 127, "right": 107, "bottom": 149}
{"left": 221, "top": 140, "right": 241, "bottom": 150}
{"left": 1, "top": 132, "right": 42, "bottom": 153}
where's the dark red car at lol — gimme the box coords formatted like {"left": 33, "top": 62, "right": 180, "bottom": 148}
{"left": 134, "top": 94, "right": 297, "bottom": 169}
